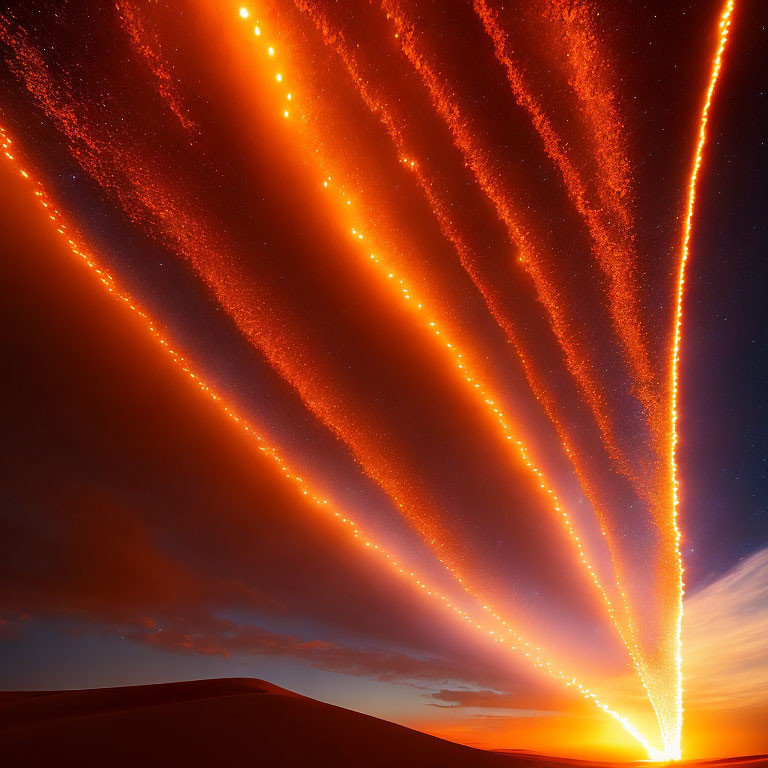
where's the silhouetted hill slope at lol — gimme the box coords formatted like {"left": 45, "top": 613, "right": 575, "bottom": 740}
{"left": 0, "top": 677, "right": 533, "bottom": 767}
{"left": 1, "top": 678, "right": 766, "bottom": 768}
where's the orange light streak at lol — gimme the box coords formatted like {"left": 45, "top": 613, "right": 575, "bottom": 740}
{"left": 290, "top": 0, "right": 655, "bottom": 725}
{"left": 239, "top": 2, "right": 644, "bottom": 661}
{"left": 379, "top": 0, "right": 631, "bottom": 470}
{"left": 471, "top": 2, "right": 698, "bottom": 752}
{"left": 115, "top": 0, "right": 197, "bottom": 134}
{"left": 472, "top": 0, "right": 673, "bottom": 736}
{"left": 285, "top": 0, "right": 666, "bottom": 728}
{"left": 0, "top": 9, "right": 471, "bottom": 626}
{"left": 668, "top": 0, "right": 736, "bottom": 759}
{"left": 0, "top": 121, "right": 663, "bottom": 759}
{"left": 372, "top": 2, "right": 703, "bottom": 753}
{"left": 474, "top": 0, "right": 662, "bottom": 448}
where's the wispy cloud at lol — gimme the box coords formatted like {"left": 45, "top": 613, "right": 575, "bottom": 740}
{"left": 128, "top": 614, "right": 473, "bottom": 687}
{"left": 683, "top": 547, "right": 768, "bottom": 709}
{"left": 426, "top": 687, "right": 558, "bottom": 716}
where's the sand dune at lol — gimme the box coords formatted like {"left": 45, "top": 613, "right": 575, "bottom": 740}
{"left": 0, "top": 678, "right": 535, "bottom": 767}
{"left": 0, "top": 678, "right": 765, "bottom": 768}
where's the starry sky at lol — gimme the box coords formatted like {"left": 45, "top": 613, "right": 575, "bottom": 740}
{"left": 0, "top": 0, "right": 766, "bottom": 761}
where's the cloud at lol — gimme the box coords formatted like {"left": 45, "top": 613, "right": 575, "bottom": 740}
{"left": 0, "top": 468, "right": 552, "bottom": 703}
{"left": 0, "top": 460, "right": 470, "bottom": 664}
{"left": 0, "top": 479, "right": 505, "bottom": 692}
{"left": 426, "top": 687, "right": 559, "bottom": 715}
{"left": 126, "top": 614, "right": 475, "bottom": 686}
{"left": 683, "top": 547, "right": 768, "bottom": 709}
{"left": 0, "top": 482, "right": 220, "bottom": 622}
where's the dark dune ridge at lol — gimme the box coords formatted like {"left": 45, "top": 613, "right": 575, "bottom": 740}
{"left": 0, "top": 678, "right": 765, "bottom": 768}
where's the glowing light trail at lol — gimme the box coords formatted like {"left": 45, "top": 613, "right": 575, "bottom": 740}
{"left": 668, "top": 0, "right": 736, "bottom": 759}
{"left": 0, "top": 122, "right": 663, "bottom": 759}
{"left": 2, "top": 3, "right": 733, "bottom": 757}
{"left": 470, "top": 0, "right": 670, "bottom": 741}
{"left": 288, "top": 0, "right": 659, "bottom": 707}
{"left": 374, "top": 3, "right": 712, "bottom": 755}
{"left": 116, "top": 0, "right": 197, "bottom": 134}
{"left": 237, "top": 3, "right": 644, "bottom": 672}
{"left": 276, "top": 3, "right": 673, "bottom": 743}
{"left": 377, "top": 0, "right": 642, "bottom": 497}
{"left": 474, "top": 0, "right": 660, "bottom": 438}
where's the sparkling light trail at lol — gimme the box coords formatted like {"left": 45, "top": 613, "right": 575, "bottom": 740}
{"left": 377, "top": 0, "right": 642, "bottom": 496}
{"left": 264, "top": 1, "right": 738, "bottom": 758}
{"left": 375, "top": 3, "right": 740, "bottom": 757}
{"left": 236, "top": 2, "right": 645, "bottom": 673}
{"left": 471, "top": 0, "right": 674, "bottom": 742}
{"left": 0, "top": 2, "right": 736, "bottom": 758}
{"left": 473, "top": 0, "right": 660, "bottom": 438}
{"left": 287, "top": 0, "right": 656, "bottom": 705}
{"left": 116, "top": 0, "right": 197, "bottom": 134}
{"left": 668, "top": 0, "right": 736, "bottom": 759}
{"left": 0, "top": 121, "right": 664, "bottom": 760}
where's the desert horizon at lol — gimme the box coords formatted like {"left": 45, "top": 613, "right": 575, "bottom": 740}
{"left": 3, "top": 677, "right": 766, "bottom": 768}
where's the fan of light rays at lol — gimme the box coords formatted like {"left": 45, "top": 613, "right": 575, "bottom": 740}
{"left": 226, "top": 1, "right": 735, "bottom": 757}
{"left": 0, "top": 0, "right": 738, "bottom": 759}
{"left": 0, "top": 121, "right": 665, "bottom": 760}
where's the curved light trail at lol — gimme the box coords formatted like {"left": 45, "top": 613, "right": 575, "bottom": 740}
{"left": 668, "top": 0, "right": 736, "bottom": 759}
{"left": 284, "top": 0, "right": 656, "bottom": 719}
{"left": 232, "top": 0, "right": 664, "bottom": 746}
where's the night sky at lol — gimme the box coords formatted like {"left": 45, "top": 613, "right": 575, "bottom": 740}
{"left": 0, "top": 0, "right": 766, "bottom": 761}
